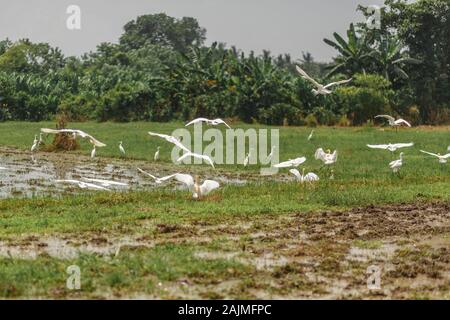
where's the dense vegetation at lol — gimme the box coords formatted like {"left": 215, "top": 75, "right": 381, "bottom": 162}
{"left": 0, "top": 0, "right": 448, "bottom": 125}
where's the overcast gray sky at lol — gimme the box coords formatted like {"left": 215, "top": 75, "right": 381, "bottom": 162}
{"left": 0, "top": 0, "right": 385, "bottom": 62}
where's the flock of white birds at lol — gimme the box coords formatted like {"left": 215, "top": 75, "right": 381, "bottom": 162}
{"left": 21, "top": 66, "right": 448, "bottom": 199}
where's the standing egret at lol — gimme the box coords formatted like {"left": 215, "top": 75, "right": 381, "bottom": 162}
{"left": 274, "top": 157, "right": 307, "bottom": 168}
{"left": 289, "top": 168, "right": 319, "bottom": 183}
{"left": 375, "top": 115, "right": 411, "bottom": 130}
{"left": 420, "top": 150, "right": 450, "bottom": 164}
{"left": 389, "top": 152, "right": 404, "bottom": 173}
{"left": 91, "top": 145, "right": 96, "bottom": 159}
{"left": 315, "top": 148, "right": 338, "bottom": 165}
{"left": 267, "top": 146, "right": 276, "bottom": 162}
{"left": 119, "top": 141, "right": 126, "bottom": 156}
{"left": 296, "top": 65, "right": 352, "bottom": 95}
{"left": 154, "top": 146, "right": 160, "bottom": 161}
{"left": 174, "top": 174, "right": 220, "bottom": 199}
{"left": 137, "top": 168, "right": 179, "bottom": 184}
{"left": 244, "top": 151, "right": 251, "bottom": 167}
{"left": 307, "top": 130, "right": 314, "bottom": 141}
{"left": 31, "top": 135, "right": 38, "bottom": 152}
{"left": 38, "top": 133, "right": 44, "bottom": 146}
{"left": 185, "top": 118, "right": 231, "bottom": 129}
{"left": 41, "top": 128, "right": 106, "bottom": 147}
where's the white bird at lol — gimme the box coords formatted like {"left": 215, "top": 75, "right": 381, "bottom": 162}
{"left": 267, "top": 146, "right": 276, "bottom": 162}
{"left": 389, "top": 152, "right": 404, "bottom": 173}
{"left": 274, "top": 157, "right": 306, "bottom": 168}
{"left": 375, "top": 115, "right": 411, "bottom": 128}
{"left": 307, "top": 130, "right": 314, "bottom": 141}
{"left": 367, "top": 143, "right": 414, "bottom": 153}
{"left": 31, "top": 135, "right": 38, "bottom": 152}
{"left": 185, "top": 118, "right": 231, "bottom": 129}
{"left": 296, "top": 65, "right": 352, "bottom": 95}
{"left": 290, "top": 168, "right": 319, "bottom": 183}
{"left": 137, "top": 168, "right": 179, "bottom": 184}
{"left": 447, "top": 146, "right": 450, "bottom": 152}
{"left": 91, "top": 145, "right": 96, "bottom": 159}
{"left": 244, "top": 152, "right": 251, "bottom": 167}
{"left": 148, "top": 131, "right": 190, "bottom": 153}
{"left": 174, "top": 174, "right": 220, "bottom": 199}
{"left": 177, "top": 152, "right": 215, "bottom": 169}
{"left": 154, "top": 146, "right": 160, "bottom": 161}
{"left": 81, "top": 178, "right": 128, "bottom": 187}
{"left": 315, "top": 148, "right": 338, "bottom": 165}
{"left": 38, "top": 133, "right": 43, "bottom": 145}
{"left": 41, "top": 128, "right": 106, "bottom": 147}
{"left": 420, "top": 150, "right": 450, "bottom": 164}
{"left": 55, "top": 179, "right": 110, "bottom": 191}
{"left": 119, "top": 141, "right": 125, "bottom": 156}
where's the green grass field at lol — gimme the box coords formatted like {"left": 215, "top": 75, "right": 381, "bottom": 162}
{"left": 0, "top": 122, "right": 448, "bottom": 299}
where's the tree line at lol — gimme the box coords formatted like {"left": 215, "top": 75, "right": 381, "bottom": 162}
{"left": 0, "top": 0, "right": 448, "bottom": 125}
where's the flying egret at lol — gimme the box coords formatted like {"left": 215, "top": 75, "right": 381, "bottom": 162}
{"left": 420, "top": 150, "right": 450, "bottom": 164}
{"left": 55, "top": 179, "right": 110, "bottom": 191}
{"left": 185, "top": 118, "right": 231, "bottom": 129}
{"left": 148, "top": 131, "right": 190, "bottom": 153}
{"left": 375, "top": 115, "right": 411, "bottom": 129}
{"left": 367, "top": 143, "right": 414, "bottom": 153}
{"left": 174, "top": 174, "right": 220, "bottom": 199}
{"left": 91, "top": 145, "right": 96, "bottom": 159}
{"left": 315, "top": 148, "right": 338, "bottom": 165}
{"left": 41, "top": 128, "right": 106, "bottom": 147}
{"left": 137, "top": 168, "right": 179, "bottom": 184}
{"left": 307, "top": 130, "right": 314, "bottom": 141}
{"left": 119, "top": 141, "right": 125, "bottom": 156}
{"left": 81, "top": 178, "right": 128, "bottom": 187}
{"left": 177, "top": 152, "right": 215, "bottom": 169}
{"left": 389, "top": 152, "right": 404, "bottom": 173}
{"left": 31, "top": 135, "right": 38, "bottom": 152}
{"left": 274, "top": 157, "right": 307, "bottom": 168}
{"left": 154, "top": 146, "right": 160, "bottom": 161}
{"left": 296, "top": 65, "right": 352, "bottom": 95}
{"left": 289, "top": 168, "right": 319, "bottom": 183}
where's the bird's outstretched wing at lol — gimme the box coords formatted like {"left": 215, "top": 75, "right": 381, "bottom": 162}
{"left": 289, "top": 169, "right": 302, "bottom": 180}
{"left": 375, "top": 115, "right": 396, "bottom": 122}
{"left": 296, "top": 65, "right": 321, "bottom": 88}
{"left": 420, "top": 150, "right": 439, "bottom": 158}
{"left": 40, "top": 128, "right": 106, "bottom": 147}
{"left": 148, "top": 131, "right": 190, "bottom": 153}
{"left": 81, "top": 178, "right": 128, "bottom": 187}
{"left": 185, "top": 118, "right": 210, "bottom": 127}
{"left": 367, "top": 144, "right": 389, "bottom": 150}
{"left": 213, "top": 119, "right": 232, "bottom": 129}
{"left": 200, "top": 180, "right": 220, "bottom": 196}
{"left": 304, "top": 172, "right": 320, "bottom": 181}
{"left": 393, "top": 143, "right": 414, "bottom": 148}
{"left": 442, "top": 153, "right": 450, "bottom": 159}
{"left": 137, "top": 167, "right": 158, "bottom": 180}
{"left": 314, "top": 148, "right": 326, "bottom": 160}
{"left": 394, "top": 119, "right": 412, "bottom": 127}
{"left": 174, "top": 174, "right": 195, "bottom": 189}
{"left": 323, "top": 78, "right": 352, "bottom": 89}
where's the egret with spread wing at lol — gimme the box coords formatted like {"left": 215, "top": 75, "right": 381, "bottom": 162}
{"left": 185, "top": 118, "right": 231, "bottom": 129}
{"left": 174, "top": 174, "right": 220, "bottom": 199}
{"left": 290, "top": 168, "right": 319, "bottom": 183}
{"left": 137, "top": 168, "right": 179, "bottom": 184}
{"left": 296, "top": 65, "right": 352, "bottom": 95}
{"left": 420, "top": 150, "right": 450, "bottom": 164}
{"left": 315, "top": 148, "right": 338, "bottom": 165}
{"left": 274, "top": 157, "right": 306, "bottom": 168}
{"left": 367, "top": 143, "right": 414, "bottom": 153}
{"left": 41, "top": 128, "right": 106, "bottom": 147}
{"left": 375, "top": 115, "right": 411, "bottom": 129}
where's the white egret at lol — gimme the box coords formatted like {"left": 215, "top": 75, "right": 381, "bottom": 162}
{"left": 315, "top": 148, "right": 338, "bottom": 165}
{"left": 119, "top": 141, "right": 125, "bottom": 156}
{"left": 174, "top": 174, "right": 220, "bottom": 199}
{"left": 137, "top": 168, "right": 179, "bottom": 184}
{"left": 177, "top": 152, "right": 215, "bottom": 169}
{"left": 81, "top": 178, "right": 128, "bottom": 187}
{"left": 267, "top": 146, "right": 276, "bottom": 162}
{"left": 41, "top": 128, "right": 106, "bottom": 147}
{"left": 91, "top": 145, "right": 96, "bottom": 159}
{"left": 420, "top": 150, "right": 450, "bottom": 164}
{"left": 148, "top": 131, "right": 190, "bottom": 153}
{"left": 244, "top": 151, "right": 250, "bottom": 167}
{"left": 274, "top": 157, "right": 306, "bottom": 168}
{"left": 389, "top": 152, "right": 404, "bottom": 173}
{"left": 31, "top": 135, "right": 38, "bottom": 152}
{"left": 38, "top": 133, "right": 43, "bottom": 145}
{"left": 185, "top": 118, "right": 231, "bottom": 129}
{"left": 307, "top": 130, "right": 314, "bottom": 141}
{"left": 55, "top": 179, "right": 110, "bottom": 191}
{"left": 296, "top": 65, "right": 352, "bottom": 95}
{"left": 289, "top": 168, "right": 319, "bottom": 183}
{"left": 367, "top": 143, "right": 414, "bottom": 153}
{"left": 375, "top": 115, "right": 411, "bottom": 129}
{"left": 154, "top": 146, "right": 160, "bottom": 161}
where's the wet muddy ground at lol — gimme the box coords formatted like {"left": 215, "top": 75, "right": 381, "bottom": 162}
{"left": 1, "top": 201, "right": 448, "bottom": 299}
